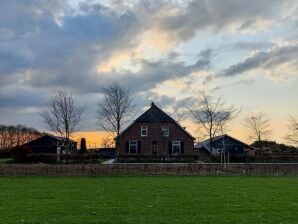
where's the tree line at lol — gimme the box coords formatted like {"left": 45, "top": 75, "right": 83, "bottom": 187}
{"left": 0, "top": 124, "right": 42, "bottom": 151}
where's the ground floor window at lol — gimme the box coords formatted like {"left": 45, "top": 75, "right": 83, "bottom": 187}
{"left": 172, "top": 141, "right": 181, "bottom": 155}
{"left": 129, "top": 140, "right": 138, "bottom": 154}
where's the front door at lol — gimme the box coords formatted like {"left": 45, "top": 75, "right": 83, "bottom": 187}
{"left": 151, "top": 140, "right": 158, "bottom": 155}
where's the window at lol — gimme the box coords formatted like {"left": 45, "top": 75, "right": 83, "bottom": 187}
{"left": 172, "top": 141, "right": 181, "bottom": 155}
{"left": 141, "top": 126, "right": 148, "bottom": 137}
{"left": 129, "top": 140, "right": 138, "bottom": 154}
{"left": 162, "top": 126, "right": 169, "bottom": 137}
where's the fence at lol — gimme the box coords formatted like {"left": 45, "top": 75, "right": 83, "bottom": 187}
{"left": 118, "top": 155, "right": 298, "bottom": 163}
{"left": 118, "top": 155, "right": 200, "bottom": 163}
{"left": 0, "top": 163, "right": 297, "bottom": 176}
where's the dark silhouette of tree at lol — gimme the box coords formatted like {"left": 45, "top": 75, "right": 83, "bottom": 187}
{"left": 40, "top": 89, "right": 84, "bottom": 142}
{"left": 172, "top": 107, "right": 188, "bottom": 123}
{"left": 0, "top": 124, "right": 41, "bottom": 150}
{"left": 100, "top": 136, "right": 114, "bottom": 148}
{"left": 97, "top": 82, "right": 134, "bottom": 138}
{"left": 243, "top": 112, "right": 272, "bottom": 145}
{"left": 243, "top": 112, "right": 272, "bottom": 160}
{"left": 188, "top": 94, "right": 238, "bottom": 154}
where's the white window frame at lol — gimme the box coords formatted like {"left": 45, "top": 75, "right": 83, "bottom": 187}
{"left": 172, "top": 141, "right": 181, "bottom": 155}
{"left": 162, "top": 126, "right": 169, "bottom": 137}
{"left": 129, "top": 140, "right": 138, "bottom": 154}
{"left": 141, "top": 126, "right": 148, "bottom": 137}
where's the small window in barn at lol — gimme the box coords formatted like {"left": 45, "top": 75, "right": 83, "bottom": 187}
{"left": 172, "top": 141, "right": 181, "bottom": 155}
{"left": 129, "top": 140, "right": 138, "bottom": 154}
{"left": 141, "top": 126, "right": 148, "bottom": 137}
{"left": 162, "top": 126, "right": 169, "bottom": 137}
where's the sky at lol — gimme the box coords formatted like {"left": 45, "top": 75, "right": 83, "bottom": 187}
{"left": 0, "top": 0, "right": 297, "bottom": 146}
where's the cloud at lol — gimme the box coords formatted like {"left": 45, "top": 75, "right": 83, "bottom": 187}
{"left": 100, "top": 53, "right": 211, "bottom": 93}
{"left": 0, "top": 85, "right": 46, "bottom": 108}
{"left": 229, "top": 41, "right": 274, "bottom": 51}
{"left": 0, "top": 0, "right": 143, "bottom": 86}
{"left": 158, "top": 0, "right": 287, "bottom": 41}
{"left": 210, "top": 79, "right": 254, "bottom": 92}
{"left": 221, "top": 40, "right": 298, "bottom": 79}
{"left": 0, "top": 0, "right": 297, "bottom": 135}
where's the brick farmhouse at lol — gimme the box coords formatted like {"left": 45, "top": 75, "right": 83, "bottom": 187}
{"left": 116, "top": 103, "right": 195, "bottom": 156}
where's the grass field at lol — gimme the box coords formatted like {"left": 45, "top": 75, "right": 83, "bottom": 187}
{"left": 0, "top": 176, "right": 297, "bottom": 224}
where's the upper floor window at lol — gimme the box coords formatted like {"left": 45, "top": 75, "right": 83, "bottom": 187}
{"left": 141, "top": 126, "right": 148, "bottom": 137}
{"left": 172, "top": 141, "right": 181, "bottom": 155}
{"left": 162, "top": 126, "right": 169, "bottom": 137}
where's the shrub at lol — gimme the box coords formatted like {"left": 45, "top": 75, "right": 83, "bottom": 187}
{"left": 11, "top": 145, "right": 32, "bottom": 162}
{"left": 0, "top": 151, "right": 11, "bottom": 158}
{"left": 26, "top": 154, "right": 58, "bottom": 163}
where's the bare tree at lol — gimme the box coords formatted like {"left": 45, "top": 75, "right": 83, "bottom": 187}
{"left": 40, "top": 89, "right": 84, "bottom": 141}
{"left": 188, "top": 94, "right": 238, "bottom": 153}
{"left": 97, "top": 82, "right": 134, "bottom": 138}
{"left": 243, "top": 112, "right": 271, "bottom": 146}
{"left": 100, "top": 136, "right": 115, "bottom": 148}
{"left": 0, "top": 124, "right": 41, "bottom": 150}
{"left": 172, "top": 107, "right": 188, "bottom": 123}
{"left": 243, "top": 112, "right": 271, "bottom": 161}
{"left": 285, "top": 115, "right": 298, "bottom": 147}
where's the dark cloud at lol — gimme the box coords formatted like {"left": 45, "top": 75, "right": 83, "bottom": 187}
{"left": 0, "top": 0, "right": 62, "bottom": 36}
{"left": 0, "top": 48, "right": 30, "bottom": 74}
{"left": 230, "top": 41, "right": 274, "bottom": 51}
{"left": 0, "top": 89, "right": 45, "bottom": 108}
{"left": 111, "top": 56, "right": 210, "bottom": 93}
{"left": 210, "top": 79, "right": 254, "bottom": 92}
{"left": 0, "top": 0, "right": 142, "bottom": 86}
{"left": 159, "top": 0, "right": 285, "bottom": 41}
{"left": 0, "top": 0, "right": 213, "bottom": 130}
{"left": 221, "top": 44, "right": 298, "bottom": 77}
{"left": 22, "top": 49, "right": 210, "bottom": 95}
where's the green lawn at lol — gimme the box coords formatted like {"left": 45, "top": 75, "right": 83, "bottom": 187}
{"left": 0, "top": 176, "right": 297, "bottom": 224}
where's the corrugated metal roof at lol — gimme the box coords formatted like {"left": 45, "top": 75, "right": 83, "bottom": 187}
{"left": 194, "top": 134, "right": 255, "bottom": 152}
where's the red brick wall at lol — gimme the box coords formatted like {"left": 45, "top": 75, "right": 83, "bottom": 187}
{"left": 117, "top": 122, "right": 195, "bottom": 155}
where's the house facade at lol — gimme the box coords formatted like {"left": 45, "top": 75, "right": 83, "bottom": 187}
{"left": 194, "top": 134, "right": 255, "bottom": 157}
{"left": 116, "top": 103, "right": 195, "bottom": 156}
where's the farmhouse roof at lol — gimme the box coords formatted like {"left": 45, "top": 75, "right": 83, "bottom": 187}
{"left": 135, "top": 102, "right": 175, "bottom": 122}
{"left": 116, "top": 102, "right": 195, "bottom": 140}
